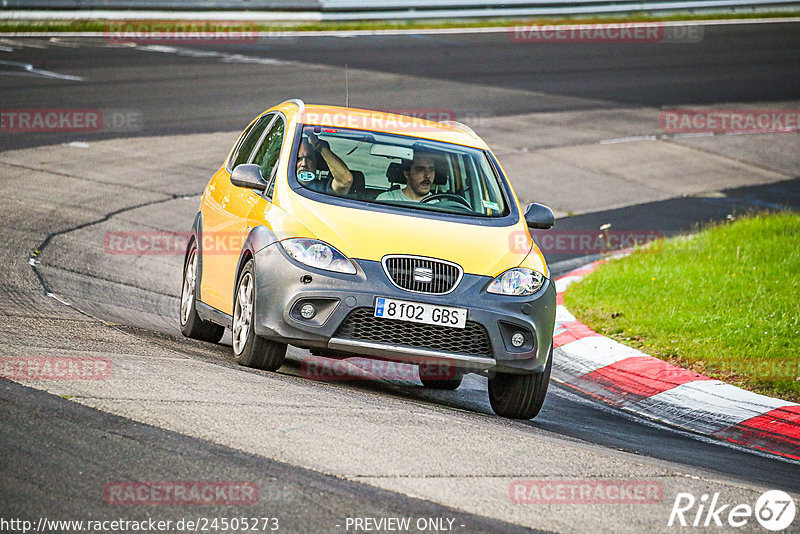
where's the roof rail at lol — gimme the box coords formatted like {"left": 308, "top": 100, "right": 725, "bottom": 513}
{"left": 438, "top": 120, "right": 479, "bottom": 139}
{"left": 282, "top": 98, "right": 306, "bottom": 115}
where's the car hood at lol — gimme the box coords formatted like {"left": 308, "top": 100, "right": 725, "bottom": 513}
{"left": 281, "top": 194, "right": 545, "bottom": 278}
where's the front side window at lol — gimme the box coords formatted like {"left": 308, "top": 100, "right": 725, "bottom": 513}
{"left": 252, "top": 117, "right": 286, "bottom": 180}
{"left": 291, "top": 125, "right": 509, "bottom": 218}
{"left": 229, "top": 113, "right": 274, "bottom": 170}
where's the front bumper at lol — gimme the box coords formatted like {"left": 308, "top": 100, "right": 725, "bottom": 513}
{"left": 252, "top": 243, "right": 556, "bottom": 374}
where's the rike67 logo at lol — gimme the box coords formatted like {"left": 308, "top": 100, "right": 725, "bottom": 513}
{"left": 668, "top": 490, "right": 796, "bottom": 531}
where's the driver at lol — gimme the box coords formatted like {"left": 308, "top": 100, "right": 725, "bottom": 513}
{"left": 376, "top": 150, "right": 436, "bottom": 203}
{"left": 297, "top": 131, "right": 353, "bottom": 195}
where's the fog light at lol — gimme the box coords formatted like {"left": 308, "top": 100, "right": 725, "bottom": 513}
{"left": 511, "top": 332, "right": 525, "bottom": 347}
{"left": 300, "top": 303, "right": 316, "bottom": 319}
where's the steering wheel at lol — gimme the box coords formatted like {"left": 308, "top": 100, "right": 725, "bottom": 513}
{"left": 420, "top": 193, "right": 472, "bottom": 209}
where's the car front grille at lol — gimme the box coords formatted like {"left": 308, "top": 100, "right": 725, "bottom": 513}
{"left": 335, "top": 308, "right": 493, "bottom": 358}
{"left": 382, "top": 255, "right": 462, "bottom": 294}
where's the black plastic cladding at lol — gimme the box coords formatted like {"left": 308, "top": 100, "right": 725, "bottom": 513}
{"left": 336, "top": 308, "right": 494, "bottom": 358}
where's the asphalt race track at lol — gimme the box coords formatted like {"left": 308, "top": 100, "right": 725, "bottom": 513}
{"left": 1, "top": 21, "right": 799, "bottom": 533}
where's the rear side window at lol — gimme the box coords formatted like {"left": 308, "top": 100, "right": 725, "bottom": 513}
{"left": 252, "top": 117, "right": 286, "bottom": 180}
{"left": 228, "top": 113, "right": 275, "bottom": 170}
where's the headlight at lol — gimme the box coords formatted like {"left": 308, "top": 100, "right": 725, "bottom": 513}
{"left": 280, "top": 238, "right": 357, "bottom": 274}
{"left": 487, "top": 268, "right": 545, "bottom": 296}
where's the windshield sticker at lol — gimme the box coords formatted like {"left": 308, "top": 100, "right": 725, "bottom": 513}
{"left": 297, "top": 171, "right": 316, "bottom": 182}
{"left": 482, "top": 200, "right": 500, "bottom": 210}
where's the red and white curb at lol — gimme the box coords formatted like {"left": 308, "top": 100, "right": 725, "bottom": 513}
{"left": 552, "top": 259, "right": 800, "bottom": 462}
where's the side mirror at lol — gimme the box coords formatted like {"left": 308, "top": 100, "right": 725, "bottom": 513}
{"left": 524, "top": 203, "right": 555, "bottom": 230}
{"left": 231, "top": 164, "right": 268, "bottom": 190}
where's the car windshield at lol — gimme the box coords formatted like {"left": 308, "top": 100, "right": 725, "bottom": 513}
{"left": 293, "top": 125, "right": 509, "bottom": 218}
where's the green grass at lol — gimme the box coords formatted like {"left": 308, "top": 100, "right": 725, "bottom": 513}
{"left": 1, "top": 11, "right": 798, "bottom": 34}
{"left": 564, "top": 212, "right": 800, "bottom": 402}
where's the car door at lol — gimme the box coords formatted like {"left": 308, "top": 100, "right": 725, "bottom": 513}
{"left": 200, "top": 113, "right": 275, "bottom": 314}
{"left": 217, "top": 114, "right": 286, "bottom": 315}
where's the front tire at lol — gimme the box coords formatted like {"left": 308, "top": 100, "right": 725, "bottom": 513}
{"left": 180, "top": 243, "right": 225, "bottom": 343}
{"left": 488, "top": 348, "right": 552, "bottom": 419}
{"left": 232, "top": 260, "right": 287, "bottom": 371}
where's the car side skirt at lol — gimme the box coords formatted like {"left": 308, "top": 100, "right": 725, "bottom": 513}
{"left": 196, "top": 301, "right": 233, "bottom": 329}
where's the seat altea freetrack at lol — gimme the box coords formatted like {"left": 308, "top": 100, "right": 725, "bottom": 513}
{"left": 180, "top": 99, "right": 557, "bottom": 419}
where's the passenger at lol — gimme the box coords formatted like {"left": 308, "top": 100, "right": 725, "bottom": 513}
{"left": 297, "top": 132, "right": 353, "bottom": 195}
{"left": 376, "top": 151, "right": 436, "bottom": 202}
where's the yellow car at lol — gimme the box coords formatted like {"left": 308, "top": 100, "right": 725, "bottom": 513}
{"left": 179, "top": 99, "right": 556, "bottom": 419}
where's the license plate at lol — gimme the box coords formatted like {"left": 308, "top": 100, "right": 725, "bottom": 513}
{"left": 374, "top": 297, "right": 467, "bottom": 329}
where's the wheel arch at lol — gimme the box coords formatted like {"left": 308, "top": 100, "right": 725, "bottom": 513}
{"left": 233, "top": 225, "right": 280, "bottom": 308}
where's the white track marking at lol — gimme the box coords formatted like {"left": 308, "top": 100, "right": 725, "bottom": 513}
{"left": 136, "top": 44, "right": 295, "bottom": 66}
{"left": 635, "top": 380, "right": 797, "bottom": 434}
{"left": 556, "top": 337, "right": 641, "bottom": 377}
{"left": 0, "top": 59, "right": 84, "bottom": 81}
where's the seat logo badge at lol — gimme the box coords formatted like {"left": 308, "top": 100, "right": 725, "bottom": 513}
{"left": 413, "top": 267, "right": 433, "bottom": 283}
